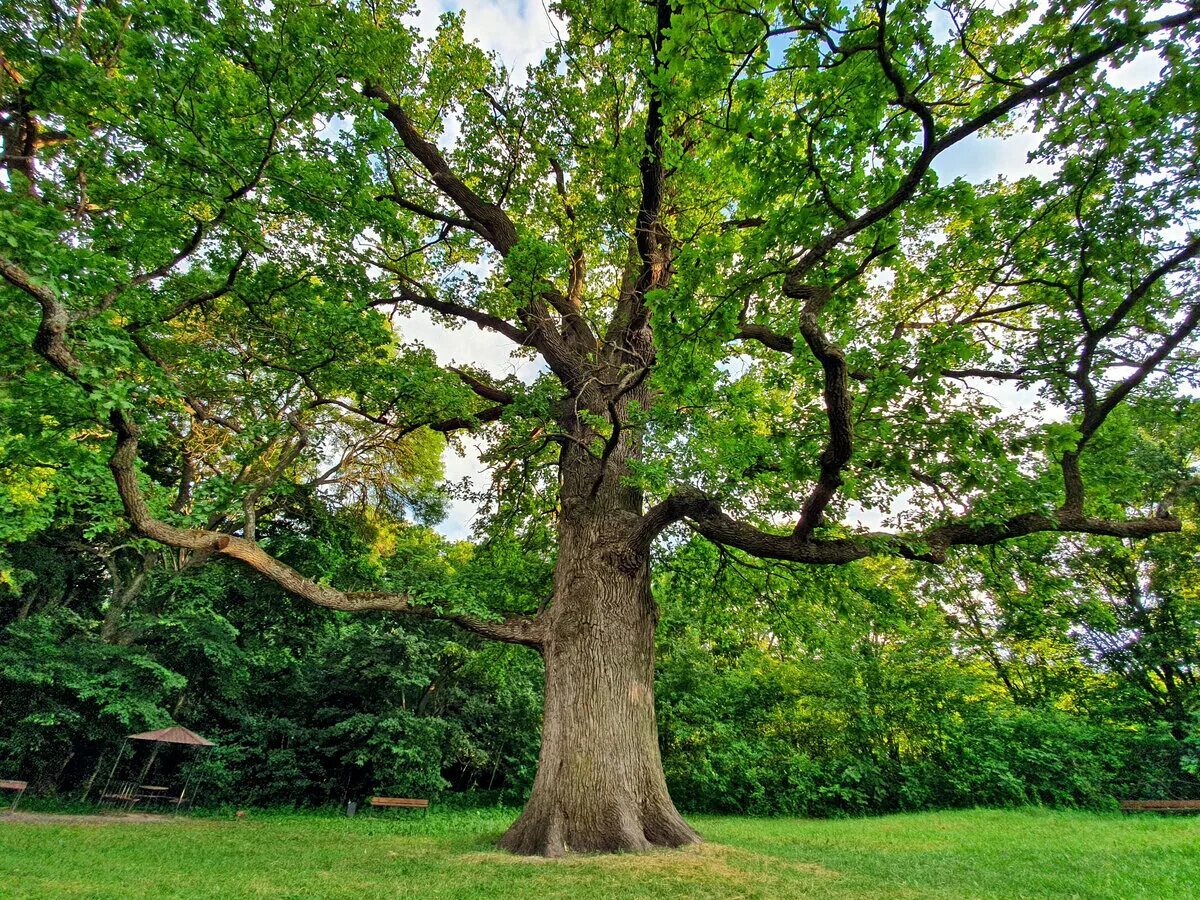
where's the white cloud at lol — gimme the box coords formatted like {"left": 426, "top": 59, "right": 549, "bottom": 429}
{"left": 397, "top": 308, "right": 539, "bottom": 381}
{"left": 1106, "top": 47, "right": 1166, "bottom": 91}
{"left": 410, "top": 0, "right": 560, "bottom": 81}
{"left": 933, "top": 128, "right": 1056, "bottom": 184}
{"left": 394, "top": 309, "right": 542, "bottom": 541}
{"left": 441, "top": 435, "right": 491, "bottom": 539}
{"left": 455, "top": 0, "right": 560, "bottom": 78}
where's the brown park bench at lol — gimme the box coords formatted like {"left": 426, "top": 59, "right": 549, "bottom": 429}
{"left": 1, "top": 780, "right": 27, "bottom": 811}
{"left": 1120, "top": 799, "right": 1200, "bottom": 814}
{"left": 369, "top": 797, "right": 429, "bottom": 816}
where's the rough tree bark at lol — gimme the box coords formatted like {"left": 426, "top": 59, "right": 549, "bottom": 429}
{"left": 498, "top": 504, "right": 698, "bottom": 855}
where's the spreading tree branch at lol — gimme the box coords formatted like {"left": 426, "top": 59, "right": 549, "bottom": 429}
{"left": 362, "top": 83, "right": 519, "bottom": 256}
{"left": 387, "top": 281, "right": 531, "bottom": 346}
{"left": 4, "top": 254, "right": 545, "bottom": 649}
{"left": 362, "top": 88, "right": 595, "bottom": 383}
{"left": 631, "top": 486, "right": 1180, "bottom": 565}
{"left": 789, "top": 5, "right": 1200, "bottom": 279}
{"left": 374, "top": 191, "right": 478, "bottom": 232}
{"left": 451, "top": 367, "right": 516, "bottom": 404}
{"left": 1063, "top": 234, "right": 1200, "bottom": 511}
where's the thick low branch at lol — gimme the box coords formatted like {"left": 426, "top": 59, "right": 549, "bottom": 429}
{"left": 941, "top": 367, "right": 1032, "bottom": 381}
{"left": 632, "top": 486, "right": 1180, "bottom": 565}
{"left": 107, "top": 419, "right": 541, "bottom": 647}
{"left": 5, "top": 254, "right": 545, "bottom": 649}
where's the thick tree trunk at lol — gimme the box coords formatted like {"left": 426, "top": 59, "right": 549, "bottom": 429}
{"left": 498, "top": 508, "right": 699, "bottom": 856}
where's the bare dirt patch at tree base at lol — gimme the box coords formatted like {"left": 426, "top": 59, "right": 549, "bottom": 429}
{"left": 462, "top": 840, "right": 841, "bottom": 886}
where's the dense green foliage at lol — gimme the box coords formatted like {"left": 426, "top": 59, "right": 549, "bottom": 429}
{"left": 656, "top": 534, "right": 1199, "bottom": 814}
{"left": 3, "top": 808, "right": 1200, "bottom": 898}
{"left": 0, "top": 506, "right": 547, "bottom": 804}
{"left": 2, "top": 488, "right": 1196, "bottom": 810}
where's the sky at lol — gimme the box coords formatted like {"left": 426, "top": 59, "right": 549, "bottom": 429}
{"left": 396, "top": 1, "right": 1166, "bottom": 539}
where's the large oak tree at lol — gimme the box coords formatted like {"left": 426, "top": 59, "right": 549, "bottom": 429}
{"left": 3, "top": 0, "right": 1198, "bottom": 855}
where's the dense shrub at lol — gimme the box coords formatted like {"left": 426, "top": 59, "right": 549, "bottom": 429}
{"left": 2, "top": 532, "right": 1194, "bottom": 814}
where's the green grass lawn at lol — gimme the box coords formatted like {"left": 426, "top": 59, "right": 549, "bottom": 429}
{"left": 1, "top": 807, "right": 1197, "bottom": 898}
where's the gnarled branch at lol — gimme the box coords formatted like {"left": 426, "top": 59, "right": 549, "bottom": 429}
{"left": 631, "top": 484, "right": 1180, "bottom": 566}
{"left": 363, "top": 83, "right": 519, "bottom": 256}
{"left": 6, "top": 254, "right": 545, "bottom": 649}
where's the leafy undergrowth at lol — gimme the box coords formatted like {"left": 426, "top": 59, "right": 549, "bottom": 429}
{"left": 0, "top": 807, "right": 1197, "bottom": 898}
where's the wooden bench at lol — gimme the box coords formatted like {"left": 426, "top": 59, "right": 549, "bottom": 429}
{"left": 368, "top": 797, "right": 429, "bottom": 816}
{"left": 1, "top": 780, "right": 27, "bottom": 811}
{"left": 100, "top": 781, "right": 141, "bottom": 811}
{"left": 1120, "top": 799, "right": 1200, "bottom": 814}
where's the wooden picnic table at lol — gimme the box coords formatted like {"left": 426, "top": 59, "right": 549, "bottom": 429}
{"left": 135, "top": 785, "right": 179, "bottom": 806}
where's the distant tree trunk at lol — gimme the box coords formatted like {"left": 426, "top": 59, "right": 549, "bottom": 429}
{"left": 15, "top": 592, "right": 34, "bottom": 622}
{"left": 100, "top": 552, "right": 153, "bottom": 643}
{"left": 498, "top": 427, "right": 698, "bottom": 856}
{"left": 31, "top": 746, "right": 74, "bottom": 795}
{"left": 79, "top": 750, "right": 108, "bottom": 802}
{"left": 1158, "top": 665, "right": 1190, "bottom": 742}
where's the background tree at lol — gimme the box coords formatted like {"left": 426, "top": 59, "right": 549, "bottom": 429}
{"left": 3, "top": 0, "right": 1199, "bottom": 855}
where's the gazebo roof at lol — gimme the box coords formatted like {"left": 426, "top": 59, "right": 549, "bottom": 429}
{"left": 128, "top": 726, "right": 214, "bottom": 747}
